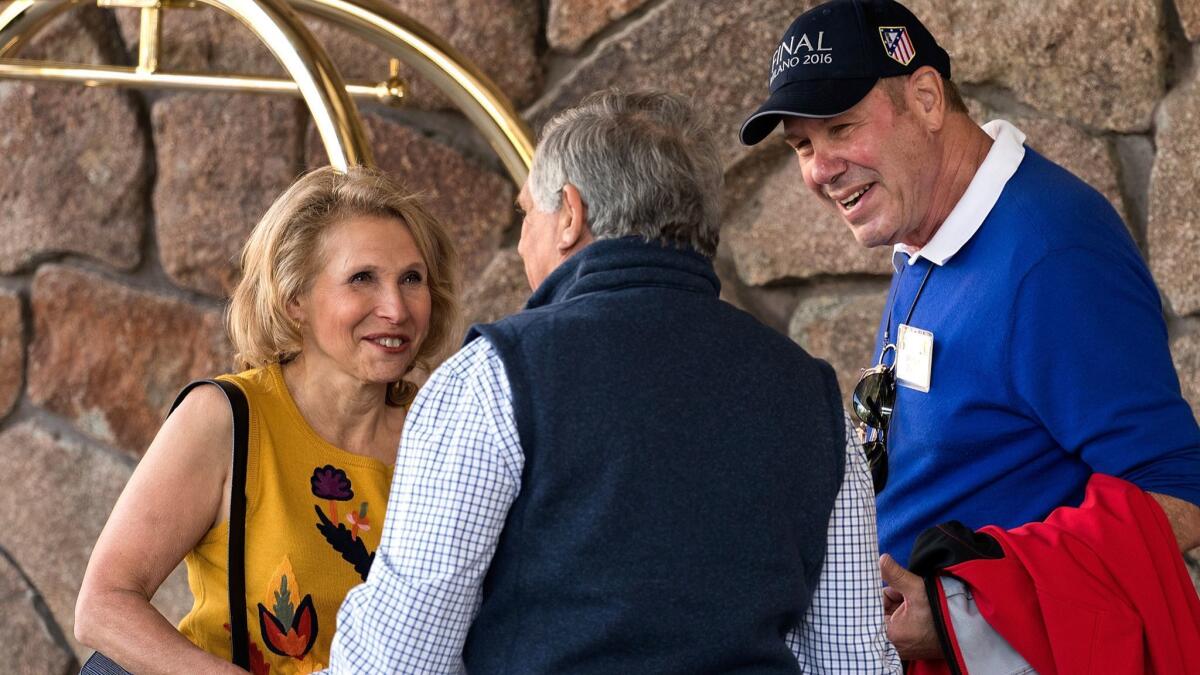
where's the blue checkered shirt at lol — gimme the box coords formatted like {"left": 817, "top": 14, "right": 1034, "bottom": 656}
{"left": 326, "top": 337, "right": 899, "bottom": 673}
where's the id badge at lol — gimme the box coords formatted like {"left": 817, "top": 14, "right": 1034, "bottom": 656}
{"left": 895, "top": 323, "right": 933, "bottom": 393}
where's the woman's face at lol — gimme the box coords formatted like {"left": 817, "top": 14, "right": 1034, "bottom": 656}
{"left": 289, "top": 214, "right": 433, "bottom": 386}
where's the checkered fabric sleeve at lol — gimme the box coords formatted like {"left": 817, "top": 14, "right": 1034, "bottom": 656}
{"left": 789, "top": 411, "right": 902, "bottom": 673}
{"left": 326, "top": 337, "right": 898, "bottom": 673}
{"left": 325, "top": 337, "right": 522, "bottom": 674}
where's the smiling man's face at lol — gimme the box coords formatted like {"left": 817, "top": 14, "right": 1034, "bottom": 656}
{"left": 782, "top": 80, "right": 937, "bottom": 249}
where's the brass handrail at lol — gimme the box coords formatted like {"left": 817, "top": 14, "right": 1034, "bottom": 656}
{"left": 293, "top": 0, "right": 534, "bottom": 183}
{"left": 0, "top": 1, "right": 63, "bottom": 57}
{"left": 0, "top": 58, "right": 405, "bottom": 102}
{"left": 0, "top": 0, "right": 535, "bottom": 183}
{"left": 1, "top": 0, "right": 372, "bottom": 170}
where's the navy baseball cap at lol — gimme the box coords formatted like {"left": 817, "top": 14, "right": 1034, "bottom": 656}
{"left": 740, "top": 0, "right": 951, "bottom": 146}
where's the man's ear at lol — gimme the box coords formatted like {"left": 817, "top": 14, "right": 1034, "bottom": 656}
{"left": 908, "top": 67, "right": 946, "bottom": 133}
{"left": 557, "top": 183, "right": 592, "bottom": 252}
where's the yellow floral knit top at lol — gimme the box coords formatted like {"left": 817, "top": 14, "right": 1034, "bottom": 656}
{"left": 177, "top": 363, "right": 394, "bottom": 674}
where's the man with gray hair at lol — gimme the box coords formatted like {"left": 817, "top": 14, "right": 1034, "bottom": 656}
{"left": 326, "top": 90, "right": 898, "bottom": 673}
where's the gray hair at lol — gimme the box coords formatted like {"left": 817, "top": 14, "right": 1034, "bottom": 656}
{"left": 529, "top": 90, "right": 724, "bottom": 257}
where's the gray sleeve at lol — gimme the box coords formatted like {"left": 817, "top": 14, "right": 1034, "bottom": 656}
{"left": 941, "top": 577, "right": 1037, "bottom": 674}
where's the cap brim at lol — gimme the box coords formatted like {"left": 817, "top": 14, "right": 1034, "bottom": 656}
{"left": 739, "top": 77, "right": 879, "bottom": 146}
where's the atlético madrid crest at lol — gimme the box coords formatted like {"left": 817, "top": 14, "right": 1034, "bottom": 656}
{"left": 879, "top": 26, "right": 915, "bottom": 65}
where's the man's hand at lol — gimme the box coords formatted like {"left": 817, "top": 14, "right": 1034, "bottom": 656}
{"left": 879, "top": 554, "right": 944, "bottom": 661}
{"left": 1149, "top": 492, "right": 1200, "bottom": 552}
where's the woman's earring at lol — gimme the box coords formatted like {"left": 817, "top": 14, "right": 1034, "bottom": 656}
{"left": 386, "top": 380, "right": 418, "bottom": 408}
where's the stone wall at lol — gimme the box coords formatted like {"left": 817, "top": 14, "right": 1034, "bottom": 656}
{"left": 1, "top": 0, "right": 1198, "bottom": 668}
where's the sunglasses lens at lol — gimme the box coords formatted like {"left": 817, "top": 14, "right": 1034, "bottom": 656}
{"left": 863, "top": 438, "right": 889, "bottom": 494}
{"left": 853, "top": 360, "right": 894, "bottom": 494}
{"left": 871, "top": 452, "right": 889, "bottom": 494}
{"left": 863, "top": 436, "right": 885, "bottom": 467}
{"left": 852, "top": 367, "right": 896, "bottom": 429}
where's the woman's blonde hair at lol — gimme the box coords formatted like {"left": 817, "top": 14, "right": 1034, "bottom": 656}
{"left": 227, "top": 166, "right": 462, "bottom": 378}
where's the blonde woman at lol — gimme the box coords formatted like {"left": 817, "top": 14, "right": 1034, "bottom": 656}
{"left": 75, "top": 166, "right": 461, "bottom": 674}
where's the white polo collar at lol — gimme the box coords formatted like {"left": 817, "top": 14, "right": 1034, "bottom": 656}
{"left": 894, "top": 120, "right": 1027, "bottom": 269}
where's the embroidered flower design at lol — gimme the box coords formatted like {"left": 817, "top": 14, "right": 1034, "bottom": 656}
{"left": 294, "top": 655, "right": 325, "bottom": 674}
{"left": 346, "top": 502, "right": 371, "bottom": 541}
{"left": 257, "top": 558, "right": 318, "bottom": 661}
{"left": 310, "top": 465, "right": 375, "bottom": 580}
{"left": 311, "top": 465, "right": 354, "bottom": 522}
{"left": 249, "top": 640, "right": 270, "bottom": 675}
{"left": 310, "top": 465, "right": 353, "bottom": 500}
{"left": 258, "top": 595, "right": 318, "bottom": 660}
{"left": 314, "top": 505, "right": 375, "bottom": 581}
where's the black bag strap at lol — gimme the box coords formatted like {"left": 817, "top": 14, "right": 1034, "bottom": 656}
{"left": 170, "top": 379, "right": 251, "bottom": 670}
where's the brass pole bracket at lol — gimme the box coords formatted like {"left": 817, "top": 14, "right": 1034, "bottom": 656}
{"left": 0, "top": 0, "right": 533, "bottom": 180}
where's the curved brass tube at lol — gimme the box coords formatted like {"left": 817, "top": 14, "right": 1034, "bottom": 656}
{"left": 0, "top": 1, "right": 71, "bottom": 57}
{"left": 204, "top": 0, "right": 371, "bottom": 169}
{"left": 0, "top": 0, "right": 534, "bottom": 184}
{"left": 0, "top": 58, "right": 405, "bottom": 101}
{"left": 291, "top": 0, "right": 534, "bottom": 184}
{"left": 0, "top": 0, "right": 372, "bottom": 171}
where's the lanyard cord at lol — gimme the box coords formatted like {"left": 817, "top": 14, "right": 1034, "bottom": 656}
{"left": 878, "top": 259, "right": 935, "bottom": 364}
{"left": 902, "top": 262, "right": 936, "bottom": 326}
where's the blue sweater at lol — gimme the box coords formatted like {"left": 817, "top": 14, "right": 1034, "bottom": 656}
{"left": 464, "top": 238, "right": 844, "bottom": 674}
{"left": 876, "top": 149, "right": 1200, "bottom": 567}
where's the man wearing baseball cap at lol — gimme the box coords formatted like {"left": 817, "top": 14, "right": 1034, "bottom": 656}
{"left": 743, "top": 0, "right": 1200, "bottom": 671}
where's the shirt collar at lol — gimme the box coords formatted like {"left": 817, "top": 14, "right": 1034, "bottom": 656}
{"left": 521, "top": 237, "right": 718, "bottom": 311}
{"left": 893, "top": 120, "right": 1027, "bottom": 270}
